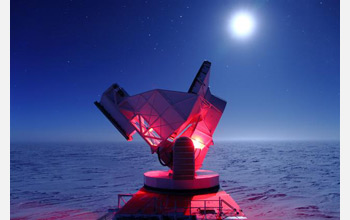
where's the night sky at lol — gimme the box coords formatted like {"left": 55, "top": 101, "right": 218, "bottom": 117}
{"left": 11, "top": 0, "right": 340, "bottom": 142}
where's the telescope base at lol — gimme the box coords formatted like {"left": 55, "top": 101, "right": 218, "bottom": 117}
{"left": 144, "top": 169, "right": 219, "bottom": 191}
{"left": 101, "top": 186, "right": 247, "bottom": 219}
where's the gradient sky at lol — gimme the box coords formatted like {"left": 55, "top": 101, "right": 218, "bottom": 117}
{"left": 11, "top": 0, "right": 340, "bottom": 142}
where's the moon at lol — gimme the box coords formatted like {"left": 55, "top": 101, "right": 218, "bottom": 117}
{"left": 229, "top": 11, "right": 255, "bottom": 38}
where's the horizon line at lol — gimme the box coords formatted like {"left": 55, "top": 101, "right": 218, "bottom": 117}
{"left": 10, "top": 138, "right": 340, "bottom": 144}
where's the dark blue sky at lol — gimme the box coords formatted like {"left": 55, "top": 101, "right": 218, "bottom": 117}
{"left": 11, "top": 0, "right": 339, "bottom": 142}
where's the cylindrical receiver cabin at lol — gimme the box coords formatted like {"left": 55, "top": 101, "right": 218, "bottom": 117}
{"left": 172, "top": 137, "right": 195, "bottom": 180}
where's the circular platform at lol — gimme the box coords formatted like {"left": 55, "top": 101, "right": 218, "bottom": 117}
{"left": 144, "top": 170, "right": 219, "bottom": 191}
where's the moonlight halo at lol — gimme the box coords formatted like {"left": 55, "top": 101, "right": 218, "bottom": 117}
{"left": 229, "top": 11, "right": 255, "bottom": 38}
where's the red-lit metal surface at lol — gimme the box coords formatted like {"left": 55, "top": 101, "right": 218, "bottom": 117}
{"left": 144, "top": 170, "right": 219, "bottom": 190}
{"left": 96, "top": 61, "right": 226, "bottom": 170}
{"left": 113, "top": 187, "right": 247, "bottom": 219}
{"left": 95, "top": 62, "right": 246, "bottom": 220}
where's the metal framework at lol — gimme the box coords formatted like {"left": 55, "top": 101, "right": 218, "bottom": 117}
{"left": 113, "top": 194, "right": 247, "bottom": 220}
{"left": 95, "top": 61, "right": 226, "bottom": 170}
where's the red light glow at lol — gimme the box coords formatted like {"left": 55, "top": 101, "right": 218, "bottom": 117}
{"left": 96, "top": 61, "right": 226, "bottom": 170}
{"left": 191, "top": 137, "right": 205, "bottom": 149}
